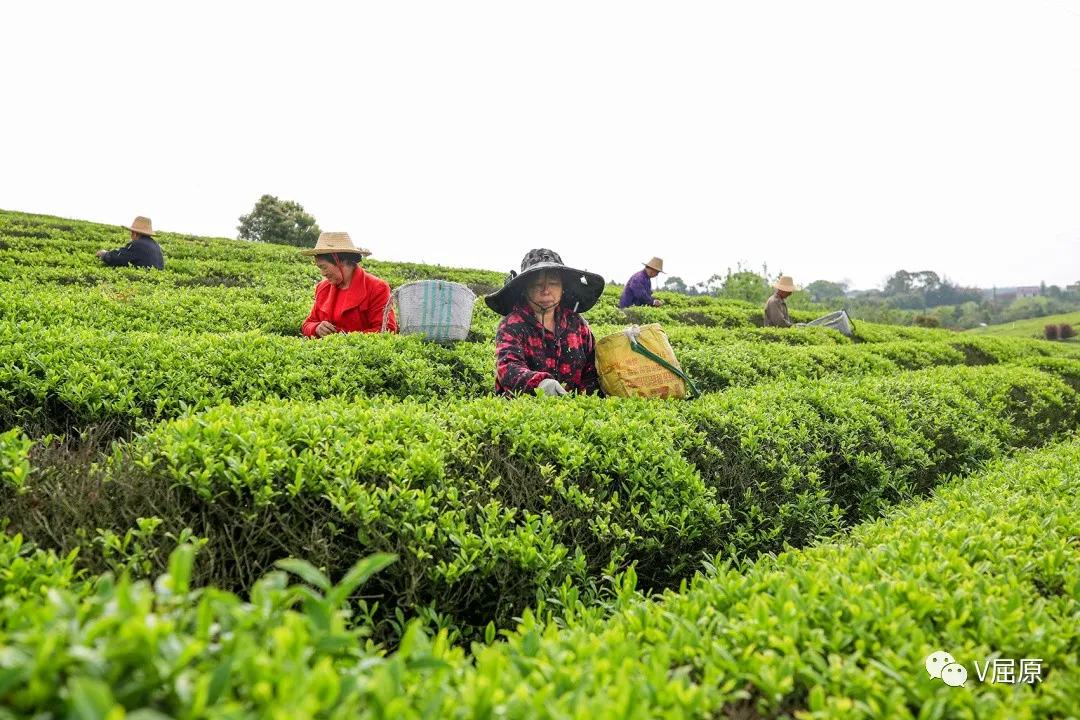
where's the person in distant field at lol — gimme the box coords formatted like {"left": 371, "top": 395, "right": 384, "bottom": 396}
{"left": 485, "top": 248, "right": 605, "bottom": 396}
{"left": 618, "top": 257, "right": 665, "bottom": 309}
{"left": 301, "top": 231, "right": 397, "bottom": 337}
{"left": 764, "top": 275, "right": 800, "bottom": 328}
{"left": 96, "top": 216, "right": 164, "bottom": 270}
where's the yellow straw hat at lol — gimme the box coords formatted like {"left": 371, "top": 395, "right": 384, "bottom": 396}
{"left": 772, "top": 275, "right": 801, "bottom": 292}
{"left": 644, "top": 257, "right": 665, "bottom": 273}
{"left": 125, "top": 216, "right": 155, "bottom": 237}
{"left": 300, "top": 231, "right": 373, "bottom": 257}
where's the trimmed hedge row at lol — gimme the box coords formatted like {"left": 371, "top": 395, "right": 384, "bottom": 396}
{"left": 0, "top": 322, "right": 489, "bottom": 436}
{"left": 677, "top": 335, "right": 1080, "bottom": 392}
{"left": 369, "top": 436, "right": 1080, "bottom": 719}
{"left": 614, "top": 299, "right": 821, "bottom": 328}
{"left": 11, "top": 363, "right": 1078, "bottom": 643}
{"left": 4, "top": 316, "right": 1077, "bottom": 437}
{"left": 2, "top": 275, "right": 942, "bottom": 347}
{"left": 0, "top": 282, "right": 311, "bottom": 335}
{"left": 662, "top": 323, "right": 854, "bottom": 346}
{"left": 5, "top": 209, "right": 956, "bottom": 343}
{"left": 3, "top": 434, "right": 1078, "bottom": 717}
{"left": 0, "top": 208, "right": 506, "bottom": 292}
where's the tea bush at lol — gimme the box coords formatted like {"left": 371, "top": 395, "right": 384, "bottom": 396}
{"left": 0, "top": 534, "right": 395, "bottom": 718}
{"left": 10, "top": 363, "right": 1077, "bottom": 643}
{"left": 367, "top": 437, "right": 1080, "bottom": 719}
{"left": 2, "top": 437, "right": 1077, "bottom": 717}
{"left": 5, "top": 314, "right": 1075, "bottom": 439}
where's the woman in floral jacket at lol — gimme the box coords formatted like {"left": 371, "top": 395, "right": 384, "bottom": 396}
{"left": 484, "top": 249, "right": 605, "bottom": 396}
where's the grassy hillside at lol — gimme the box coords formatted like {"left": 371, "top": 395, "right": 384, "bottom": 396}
{"left": 965, "top": 310, "right": 1080, "bottom": 340}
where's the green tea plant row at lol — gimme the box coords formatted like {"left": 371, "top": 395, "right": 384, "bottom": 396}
{"left": 589, "top": 321, "right": 952, "bottom": 349}
{"left": 607, "top": 296, "right": 951, "bottom": 337}
{"left": 0, "top": 281, "right": 311, "bottom": 335}
{"left": 3, "top": 316, "right": 1075, "bottom": 437}
{"left": 2, "top": 208, "right": 978, "bottom": 348}
{"left": 0, "top": 208, "right": 806, "bottom": 340}
{"left": 0, "top": 224, "right": 315, "bottom": 288}
{"left": 0, "top": 208, "right": 507, "bottom": 293}
{"left": 3, "top": 209, "right": 947, "bottom": 340}
{"left": 0, "top": 238, "right": 503, "bottom": 299}
{"left": 0, "top": 322, "right": 488, "bottom": 437}
{"left": 3, "top": 435, "right": 1077, "bottom": 718}
{"left": 347, "top": 434, "right": 1080, "bottom": 719}
{"left": 0, "top": 321, "right": 489, "bottom": 437}
{"left": 677, "top": 335, "right": 1080, "bottom": 392}
{"left": 3, "top": 276, "right": 943, "bottom": 346}
{"left": 10, "top": 362, "right": 1077, "bottom": 643}
{"left": 663, "top": 323, "right": 851, "bottom": 346}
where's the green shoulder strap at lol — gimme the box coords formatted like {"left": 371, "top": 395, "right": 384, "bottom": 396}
{"left": 628, "top": 339, "right": 701, "bottom": 400}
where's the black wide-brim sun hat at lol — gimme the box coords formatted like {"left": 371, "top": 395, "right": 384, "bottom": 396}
{"left": 484, "top": 249, "right": 606, "bottom": 316}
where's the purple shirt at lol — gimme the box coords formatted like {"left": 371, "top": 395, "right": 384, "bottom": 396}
{"left": 619, "top": 269, "right": 655, "bottom": 308}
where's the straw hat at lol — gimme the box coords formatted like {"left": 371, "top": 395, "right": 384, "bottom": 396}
{"left": 772, "top": 275, "right": 801, "bottom": 292}
{"left": 299, "top": 231, "right": 373, "bottom": 257}
{"left": 126, "top": 216, "right": 155, "bottom": 237}
{"left": 484, "top": 248, "right": 605, "bottom": 316}
{"left": 644, "top": 257, "right": 665, "bottom": 273}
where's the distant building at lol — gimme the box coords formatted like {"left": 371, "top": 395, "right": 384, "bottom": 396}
{"left": 981, "top": 285, "right": 1041, "bottom": 301}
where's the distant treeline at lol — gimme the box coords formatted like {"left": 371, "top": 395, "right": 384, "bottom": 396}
{"left": 654, "top": 266, "right": 1080, "bottom": 330}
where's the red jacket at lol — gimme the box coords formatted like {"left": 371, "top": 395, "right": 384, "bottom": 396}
{"left": 302, "top": 269, "right": 397, "bottom": 336}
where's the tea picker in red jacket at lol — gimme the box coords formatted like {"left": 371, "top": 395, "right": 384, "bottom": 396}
{"left": 300, "top": 232, "right": 397, "bottom": 337}
{"left": 484, "top": 248, "right": 605, "bottom": 396}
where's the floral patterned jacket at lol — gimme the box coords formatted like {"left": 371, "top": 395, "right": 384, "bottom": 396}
{"left": 494, "top": 303, "right": 600, "bottom": 395}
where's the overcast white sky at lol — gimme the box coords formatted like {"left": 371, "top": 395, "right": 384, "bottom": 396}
{"left": 2, "top": 1, "right": 1078, "bottom": 290}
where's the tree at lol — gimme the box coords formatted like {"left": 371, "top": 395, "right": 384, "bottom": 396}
{"left": 661, "top": 276, "right": 691, "bottom": 294}
{"left": 698, "top": 273, "right": 727, "bottom": 296}
{"left": 804, "top": 280, "right": 848, "bottom": 305}
{"left": 910, "top": 270, "right": 941, "bottom": 293}
{"left": 882, "top": 268, "right": 980, "bottom": 309}
{"left": 884, "top": 270, "right": 913, "bottom": 296}
{"left": 237, "top": 195, "right": 321, "bottom": 248}
{"left": 718, "top": 269, "right": 770, "bottom": 303}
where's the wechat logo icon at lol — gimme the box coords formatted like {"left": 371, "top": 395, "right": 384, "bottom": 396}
{"left": 925, "top": 650, "right": 955, "bottom": 679}
{"left": 926, "top": 650, "right": 967, "bottom": 688}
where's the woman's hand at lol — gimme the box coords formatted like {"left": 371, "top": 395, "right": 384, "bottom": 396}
{"left": 538, "top": 378, "right": 569, "bottom": 396}
{"left": 315, "top": 321, "right": 338, "bottom": 338}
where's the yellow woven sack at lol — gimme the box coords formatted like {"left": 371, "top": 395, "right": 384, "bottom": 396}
{"left": 595, "top": 324, "right": 687, "bottom": 399}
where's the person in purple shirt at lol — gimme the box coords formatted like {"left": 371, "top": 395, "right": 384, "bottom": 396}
{"left": 619, "top": 257, "right": 665, "bottom": 308}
